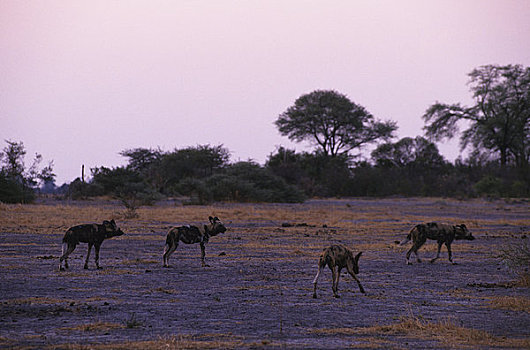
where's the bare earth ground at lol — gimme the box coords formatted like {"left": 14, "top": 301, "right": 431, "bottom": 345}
{"left": 0, "top": 197, "right": 529, "bottom": 349}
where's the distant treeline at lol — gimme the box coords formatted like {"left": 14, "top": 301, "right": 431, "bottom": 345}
{"left": 1, "top": 140, "right": 528, "bottom": 205}
{"left": 63, "top": 140, "right": 528, "bottom": 204}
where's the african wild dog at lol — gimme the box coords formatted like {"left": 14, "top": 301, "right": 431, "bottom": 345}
{"left": 312, "top": 244, "right": 365, "bottom": 298}
{"left": 400, "top": 222, "right": 474, "bottom": 265}
{"left": 163, "top": 216, "right": 227, "bottom": 268}
{"left": 59, "top": 219, "right": 124, "bottom": 271}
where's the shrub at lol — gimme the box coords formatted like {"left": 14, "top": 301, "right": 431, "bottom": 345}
{"left": 0, "top": 173, "right": 32, "bottom": 203}
{"left": 474, "top": 176, "right": 504, "bottom": 197}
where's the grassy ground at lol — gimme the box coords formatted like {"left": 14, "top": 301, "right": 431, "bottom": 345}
{"left": 0, "top": 197, "right": 529, "bottom": 349}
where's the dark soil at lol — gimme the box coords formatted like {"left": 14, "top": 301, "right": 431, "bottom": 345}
{"left": 1, "top": 198, "right": 529, "bottom": 349}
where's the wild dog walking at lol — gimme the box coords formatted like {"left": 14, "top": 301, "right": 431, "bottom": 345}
{"left": 400, "top": 222, "right": 474, "bottom": 265}
{"left": 163, "top": 216, "right": 227, "bottom": 267}
{"left": 312, "top": 244, "right": 365, "bottom": 298}
{"left": 59, "top": 219, "right": 125, "bottom": 271}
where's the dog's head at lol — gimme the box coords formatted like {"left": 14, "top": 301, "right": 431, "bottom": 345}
{"left": 103, "top": 219, "right": 125, "bottom": 238}
{"left": 455, "top": 224, "right": 474, "bottom": 241}
{"left": 208, "top": 216, "right": 227, "bottom": 236}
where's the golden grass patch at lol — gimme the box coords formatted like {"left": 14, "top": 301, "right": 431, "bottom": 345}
{"left": 486, "top": 295, "right": 530, "bottom": 312}
{"left": 60, "top": 321, "right": 124, "bottom": 332}
{"left": 362, "top": 315, "right": 529, "bottom": 348}
{"left": 309, "top": 315, "right": 530, "bottom": 348}
{"left": 48, "top": 334, "right": 245, "bottom": 349}
{"left": 4, "top": 297, "right": 75, "bottom": 305}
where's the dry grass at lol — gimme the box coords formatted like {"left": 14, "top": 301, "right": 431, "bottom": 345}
{"left": 310, "top": 315, "right": 530, "bottom": 348}
{"left": 46, "top": 334, "right": 246, "bottom": 349}
{"left": 0, "top": 201, "right": 415, "bottom": 235}
{"left": 364, "top": 315, "right": 530, "bottom": 348}
{"left": 60, "top": 321, "right": 124, "bottom": 332}
{"left": 2, "top": 198, "right": 530, "bottom": 349}
{"left": 3, "top": 199, "right": 527, "bottom": 239}
{"left": 4, "top": 297, "right": 75, "bottom": 305}
{"left": 486, "top": 295, "right": 530, "bottom": 312}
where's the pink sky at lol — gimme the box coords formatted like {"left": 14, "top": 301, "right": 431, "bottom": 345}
{"left": 1, "top": 1, "right": 529, "bottom": 184}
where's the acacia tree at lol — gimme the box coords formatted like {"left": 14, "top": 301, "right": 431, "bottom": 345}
{"left": 423, "top": 64, "right": 530, "bottom": 171}
{"left": 275, "top": 90, "right": 397, "bottom": 158}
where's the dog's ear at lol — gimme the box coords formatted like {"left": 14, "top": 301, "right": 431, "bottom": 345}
{"left": 209, "top": 216, "right": 214, "bottom": 223}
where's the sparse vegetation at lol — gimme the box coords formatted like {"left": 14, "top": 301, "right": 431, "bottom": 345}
{"left": 125, "top": 313, "right": 143, "bottom": 329}
{"left": 361, "top": 315, "right": 530, "bottom": 348}
{"left": 311, "top": 314, "right": 530, "bottom": 348}
{"left": 498, "top": 240, "right": 530, "bottom": 286}
{"left": 61, "top": 321, "right": 124, "bottom": 332}
{"left": 1, "top": 198, "right": 529, "bottom": 348}
{"left": 486, "top": 296, "right": 530, "bottom": 312}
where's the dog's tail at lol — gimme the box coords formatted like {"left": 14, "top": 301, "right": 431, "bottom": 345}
{"left": 61, "top": 242, "right": 67, "bottom": 255}
{"left": 399, "top": 227, "right": 415, "bottom": 246}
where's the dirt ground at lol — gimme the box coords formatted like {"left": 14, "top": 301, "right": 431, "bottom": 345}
{"left": 0, "top": 197, "right": 529, "bottom": 349}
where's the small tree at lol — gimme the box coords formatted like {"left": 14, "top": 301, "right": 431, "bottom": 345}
{"left": 0, "top": 140, "right": 55, "bottom": 203}
{"left": 275, "top": 90, "right": 397, "bottom": 157}
{"left": 91, "top": 166, "right": 160, "bottom": 216}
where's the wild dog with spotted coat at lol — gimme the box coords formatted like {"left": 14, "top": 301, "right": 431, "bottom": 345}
{"left": 59, "top": 219, "right": 125, "bottom": 271}
{"left": 400, "top": 222, "right": 474, "bottom": 265}
{"left": 163, "top": 216, "right": 227, "bottom": 267}
{"left": 312, "top": 244, "right": 365, "bottom": 298}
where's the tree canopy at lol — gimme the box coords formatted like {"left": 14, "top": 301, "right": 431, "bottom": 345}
{"left": 275, "top": 90, "right": 397, "bottom": 157}
{"left": 423, "top": 64, "right": 530, "bottom": 171}
{"left": 372, "top": 136, "right": 446, "bottom": 169}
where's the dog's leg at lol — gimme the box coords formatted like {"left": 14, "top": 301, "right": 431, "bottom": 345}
{"left": 446, "top": 242, "right": 456, "bottom": 264}
{"left": 331, "top": 266, "right": 340, "bottom": 298}
{"left": 312, "top": 260, "right": 325, "bottom": 298}
{"left": 162, "top": 243, "right": 169, "bottom": 267}
{"left": 413, "top": 240, "right": 425, "bottom": 263}
{"left": 94, "top": 243, "right": 102, "bottom": 269}
{"left": 347, "top": 266, "right": 365, "bottom": 294}
{"left": 200, "top": 242, "right": 208, "bottom": 267}
{"left": 163, "top": 241, "right": 178, "bottom": 267}
{"left": 64, "top": 243, "right": 70, "bottom": 269}
{"left": 84, "top": 243, "right": 93, "bottom": 269}
{"left": 414, "top": 249, "right": 421, "bottom": 263}
{"left": 406, "top": 247, "right": 414, "bottom": 265}
{"left": 430, "top": 242, "right": 443, "bottom": 263}
{"left": 59, "top": 243, "right": 75, "bottom": 271}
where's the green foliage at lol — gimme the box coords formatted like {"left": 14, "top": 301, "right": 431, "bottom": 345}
{"left": 172, "top": 177, "right": 211, "bottom": 205}
{"left": 266, "top": 147, "right": 352, "bottom": 197}
{"left": 91, "top": 166, "right": 161, "bottom": 209}
{"left": 474, "top": 176, "right": 504, "bottom": 197}
{"left": 0, "top": 173, "right": 31, "bottom": 203}
{"left": 66, "top": 178, "right": 102, "bottom": 200}
{"left": 173, "top": 162, "right": 306, "bottom": 203}
{"left": 372, "top": 137, "right": 446, "bottom": 169}
{"left": 0, "top": 140, "right": 55, "bottom": 203}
